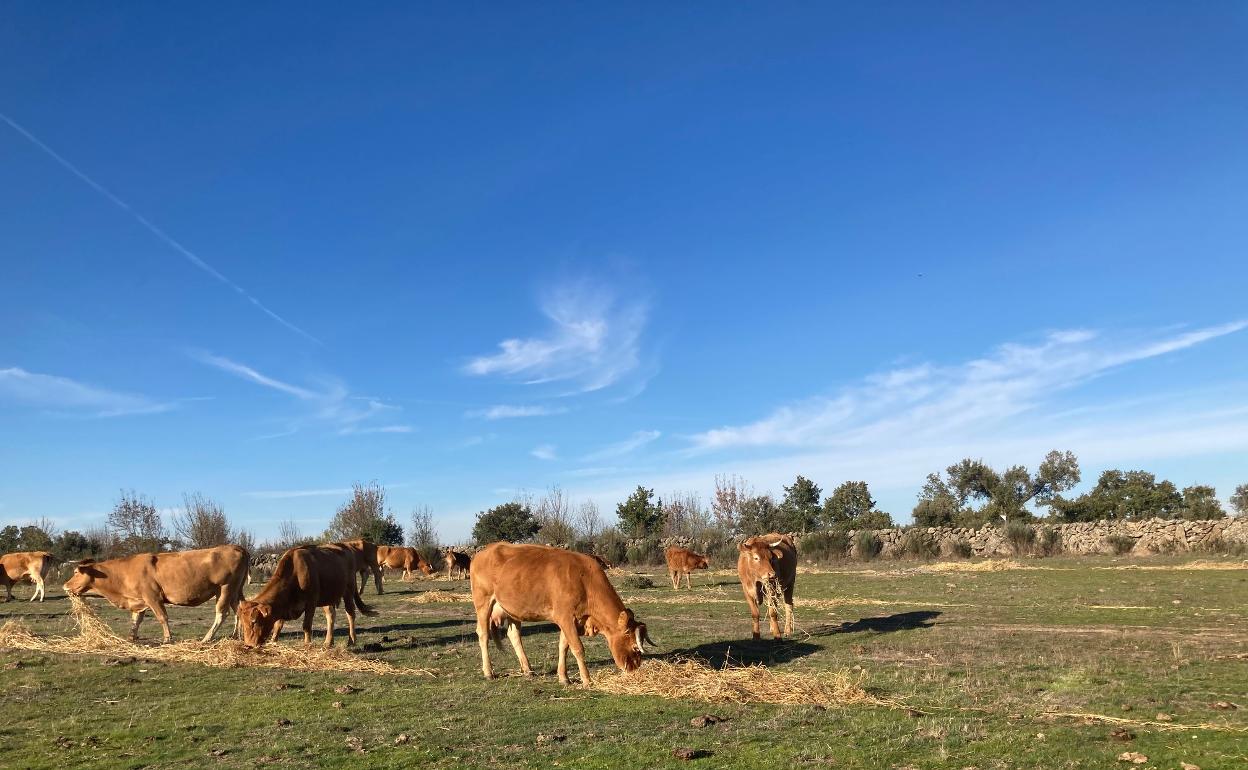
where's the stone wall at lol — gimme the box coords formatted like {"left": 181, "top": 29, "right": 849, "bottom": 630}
{"left": 659, "top": 517, "right": 1248, "bottom": 559}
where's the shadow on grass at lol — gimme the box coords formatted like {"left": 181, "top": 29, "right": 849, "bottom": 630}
{"left": 809, "top": 610, "right": 942, "bottom": 636}
{"left": 662, "top": 638, "right": 823, "bottom": 667}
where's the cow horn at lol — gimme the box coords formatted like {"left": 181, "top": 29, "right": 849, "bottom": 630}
{"left": 768, "top": 540, "right": 783, "bottom": 547}
{"left": 641, "top": 625, "right": 659, "bottom": 649}
{"left": 634, "top": 626, "right": 645, "bottom": 653}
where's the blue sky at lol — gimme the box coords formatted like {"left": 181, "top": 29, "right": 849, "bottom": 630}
{"left": 2, "top": 4, "right": 1246, "bottom": 542}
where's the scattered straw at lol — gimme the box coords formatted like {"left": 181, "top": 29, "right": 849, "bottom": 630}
{"left": 0, "top": 596, "right": 434, "bottom": 676}
{"left": 407, "top": 590, "right": 472, "bottom": 604}
{"left": 916, "top": 559, "right": 1029, "bottom": 574}
{"left": 1044, "top": 710, "right": 1248, "bottom": 733}
{"left": 1093, "top": 560, "right": 1247, "bottom": 572}
{"left": 595, "top": 657, "right": 892, "bottom": 708}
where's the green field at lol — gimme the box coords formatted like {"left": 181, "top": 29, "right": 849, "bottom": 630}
{"left": 2, "top": 556, "right": 1246, "bottom": 769}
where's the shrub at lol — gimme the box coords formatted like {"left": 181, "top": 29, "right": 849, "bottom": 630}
{"left": 1035, "top": 526, "right": 1062, "bottom": 557}
{"left": 801, "top": 530, "right": 850, "bottom": 562}
{"left": 1005, "top": 521, "right": 1037, "bottom": 556}
{"left": 625, "top": 537, "right": 663, "bottom": 566}
{"left": 597, "top": 530, "right": 628, "bottom": 566}
{"left": 1104, "top": 534, "right": 1136, "bottom": 556}
{"left": 701, "top": 531, "right": 739, "bottom": 567}
{"left": 945, "top": 538, "right": 973, "bottom": 558}
{"left": 853, "top": 530, "right": 882, "bottom": 561}
{"left": 896, "top": 530, "right": 939, "bottom": 560}
{"left": 1200, "top": 536, "right": 1248, "bottom": 556}
{"left": 621, "top": 575, "right": 655, "bottom": 590}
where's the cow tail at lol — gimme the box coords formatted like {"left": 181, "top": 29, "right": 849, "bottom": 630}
{"left": 354, "top": 586, "right": 378, "bottom": 616}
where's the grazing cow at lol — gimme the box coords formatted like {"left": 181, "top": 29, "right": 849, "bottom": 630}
{"left": 664, "top": 546, "right": 710, "bottom": 589}
{"left": 442, "top": 548, "right": 471, "bottom": 580}
{"left": 378, "top": 546, "right": 434, "bottom": 582}
{"left": 237, "top": 544, "right": 376, "bottom": 648}
{"left": 62, "top": 545, "right": 249, "bottom": 643}
{"left": 737, "top": 533, "right": 797, "bottom": 640}
{"left": 470, "top": 542, "right": 656, "bottom": 687}
{"left": 337, "top": 539, "right": 384, "bottom": 595}
{"left": 1, "top": 551, "right": 60, "bottom": 602}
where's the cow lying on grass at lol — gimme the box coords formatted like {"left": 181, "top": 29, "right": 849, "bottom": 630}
{"left": 737, "top": 533, "right": 797, "bottom": 640}
{"left": 1, "top": 550, "right": 60, "bottom": 602}
{"left": 238, "top": 543, "right": 376, "bottom": 648}
{"left": 664, "top": 546, "right": 709, "bottom": 589}
{"left": 471, "top": 542, "right": 656, "bottom": 687}
{"left": 62, "top": 545, "right": 249, "bottom": 643}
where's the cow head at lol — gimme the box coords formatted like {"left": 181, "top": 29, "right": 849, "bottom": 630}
{"left": 694, "top": 554, "right": 711, "bottom": 570}
{"left": 739, "top": 537, "right": 786, "bottom": 584}
{"left": 606, "top": 608, "right": 657, "bottom": 672}
{"left": 62, "top": 559, "right": 105, "bottom": 596}
{"left": 237, "top": 599, "right": 277, "bottom": 647}
{"left": 417, "top": 555, "right": 436, "bottom": 576}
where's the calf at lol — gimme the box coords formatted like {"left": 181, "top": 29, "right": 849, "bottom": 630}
{"left": 471, "top": 542, "right": 656, "bottom": 687}
{"left": 63, "top": 545, "right": 249, "bottom": 643}
{"left": 442, "top": 548, "right": 471, "bottom": 580}
{"left": 1, "top": 551, "right": 60, "bottom": 602}
{"left": 378, "top": 546, "right": 434, "bottom": 581}
{"left": 737, "top": 533, "right": 797, "bottom": 640}
{"left": 237, "top": 544, "right": 376, "bottom": 648}
{"left": 664, "top": 546, "right": 709, "bottom": 589}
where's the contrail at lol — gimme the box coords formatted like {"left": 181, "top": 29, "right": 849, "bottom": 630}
{"left": 0, "top": 111, "right": 321, "bottom": 345}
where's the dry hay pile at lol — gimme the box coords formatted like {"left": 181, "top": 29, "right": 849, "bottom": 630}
{"left": 0, "top": 596, "right": 433, "bottom": 676}
{"left": 407, "top": 590, "right": 472, "bottom": 604}
{"left": 1095, "top": 560, "right": 1247, "bottom": 572}
{"left": 596, "top": 657, "right": 889, "bottom": 707}
{"left": 915, "top": 559, "right": 1029, "bottom": 574}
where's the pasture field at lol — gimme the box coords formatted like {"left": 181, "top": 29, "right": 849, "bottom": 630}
{"left": 2, "top": 556, "right": 1246, "bottom": 769}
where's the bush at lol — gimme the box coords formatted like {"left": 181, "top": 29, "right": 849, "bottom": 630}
{"left": 1105, "top": 534, "right": 1136, "bottom": 555}
{"left": 1005, "top": 521, "right": 1037, "bottom": 556}
{"left": 624, "top": 537, "right": 663, "bottom": 566}
{"left": 853, "top": 530, "right": 882, "bottom": 561}
{"left": 896, "top": 530, "right": 939, "bottom": 560}
{"left": 1035, "top": 526, "right": 1062, "bottom": 557}
{"left": 597, "top": 530, "right": 628, "bottom": 566}
{"left": 700, "top": 531, "right": 739, "bottom": 567}
{"left": 945, "top": 538, "right": 973, "bottom": 558}
{"left": 1199, "top": 536, "right": 1248, "bottom": 556}
{"left": 621, "top": 575, "right": 655, "bottom": 590}
{"left": 801, "top": 530, "right": 850, "bottom": 562}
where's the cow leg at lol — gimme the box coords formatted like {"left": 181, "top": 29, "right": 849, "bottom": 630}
{"left": 302, "top": 605, "right": 315, "bottom": 646}
{"left": 130, "top": 609, "right": 146, "bottom": 640}
{"left": 371, "top": 565, "right": 384, "bottom": 595}
{"left": 474, "top": 600, "right": 495, "bottom": 679}
{"left": 766, "top": 591, "right": 782, "bottom": 641}
{"left": 683, "top": 571, "right": 692, "bottom": 590}
{"left": 270, "top": 619, "right": 285, "bottom": 643}
{"left": 504, "top": 621, "right": 532, "bottom": 676}
{"left": 202, "top": 584, "right": 230, "bottom": 643}
{"left": 669, "top": 569, "right": 678, "bottom": 590}
{"left": 559, "top": 620, "right": 592, "bottom": 687}
{"left": 29, "top": 572, "right": 44, "bottom": 602}
{"left": 358, "top": 570, "right": 368, "bottom": 594}
{"left": 556, "top": 629, "right": 571, "bottom": 685}
{"left": 322, "top": 605, "right": 336, "bottom": 648}
{"left": 149, "top": 600, "right": 174, "bottom": 643}
{"left": 743, "top": 582, "right": 762, "bottom": 640}
{"left": 783, "top": 583, "right": 794, "bottom": 637}
{"left": 3, "top": 582, "right": 11, "bottom": 602}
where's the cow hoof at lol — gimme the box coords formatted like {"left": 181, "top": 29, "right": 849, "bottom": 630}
{"left": 751, "top": 633, "right": 760, "bottom": 641}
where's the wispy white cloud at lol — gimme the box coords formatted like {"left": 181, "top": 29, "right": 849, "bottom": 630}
{"left": 583, "top": 429, "right": 661, "bottom": 462}
{"left": 0, "top": 367, "right": 175, "bottom": 417}
{"left": 0, "top": 112, "right": 319, "bottom": 344}
{"left": 531, "top": 444, "right": 558, "bottom": 461}
{"left": 689, "top": 322, "right": 1248, "bottom": 452}
{"left": 465, "top": 404, "right": 570, "bottom": 420}
{"left": 242, "top": 487, "right": 354, "bottom": 500}
{"left": 195, "top": 352, "right": 407, "bottom": 436}
{"left": 463, "top": 279, "right": 648, "bottom": 394}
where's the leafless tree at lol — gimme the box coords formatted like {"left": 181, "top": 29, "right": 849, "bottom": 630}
{"left": 712, "top": 474, "right": 753, "bottom": 533}
{"left": 662, "top": 491, "right": 712, "bottom": 538}
{"left": 276, "top": 518, "right": 304, "bottom": 550}
{"left": 108, "top": 489, "right": 167, "bottom": 555}
{"left": 409, "top": 505, "right": 439, "bottom": 547}
{"left": 575, "top": 500, "right": 604, "bottom": 540}
{"left": 532, "top": 486, "right": 575, "bottom": 545}
{"left": 324, "top": 481, "right": 403, "bottom": 544}
{"left": 172, "top": 493, "right": 231, "bottom": 549}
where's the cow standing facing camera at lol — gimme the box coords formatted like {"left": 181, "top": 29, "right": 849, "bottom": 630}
{"left": 737, "top": 534, "right": 797, "bottom": 640}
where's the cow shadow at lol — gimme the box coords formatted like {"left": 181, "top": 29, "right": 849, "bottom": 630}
{"left": 359, "top": 618, "right": 467, "bottom": 636}
{"left": 663, "top": 638, "right": 822, "bottom": 667}
{"left": 808, "top": 610, "right": 942, "bottom": 636}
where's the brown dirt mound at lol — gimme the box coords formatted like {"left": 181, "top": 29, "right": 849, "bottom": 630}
{"left": 0, "top": 596, "right": 434, "bottom": 676}
{"left": 595, "top": 657, "right": 891, "bottom": 707}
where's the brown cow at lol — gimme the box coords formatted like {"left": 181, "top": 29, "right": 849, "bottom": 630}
{"left": 337, "top": 539, "right": 383, "bottom": 594}
{"left": 1, "top": 551, "right": 60, "bottom": 602}
{"left": 442, "top": 548, "right": 471, "bottom": 580}
{"left": 470, "top": 542, "right": 656, "bottom": 687}
{"left": 737, "top": 533, "right": 797, "bottom": 640}
{"left": 237, "top": 543, "right": 376, "bottom": 648}
{"left": 62, "top": 545, "right": 249, "bottom": 643}
{"left": 378, "top": 546, "right": 434, "bottom": 581}
{"left": 664, "top": 546, "right": 709, "bottom": 589}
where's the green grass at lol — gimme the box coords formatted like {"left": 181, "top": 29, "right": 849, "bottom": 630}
{"left": 2, "top": 556, "right": 1246, "bottom": 769}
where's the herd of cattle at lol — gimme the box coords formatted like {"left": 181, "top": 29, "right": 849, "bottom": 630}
{"left": 0, "top": 534, "right": 799, "bottom": 685}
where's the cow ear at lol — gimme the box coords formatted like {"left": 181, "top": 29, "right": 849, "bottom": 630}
{"left": 771, "top": 548, "right": 784, "bottom": 561}
{"left": 617, "top": 610, "right": 632, "bottom": 632}
{"left": 738, "top": 539, "right": 750, "bottom": 553}
{"left": 258, "top": 605, "right": 272, "bottom": 618}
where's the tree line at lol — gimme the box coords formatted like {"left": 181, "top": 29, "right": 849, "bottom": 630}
{"left": 3, "top": 452, "right": 1246, "bottom": 563}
